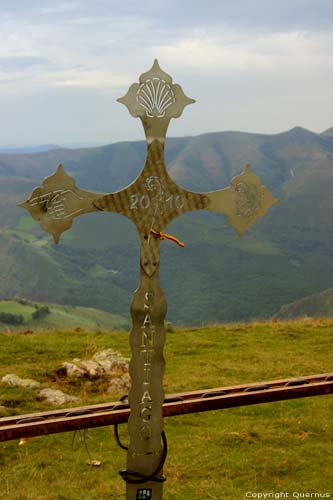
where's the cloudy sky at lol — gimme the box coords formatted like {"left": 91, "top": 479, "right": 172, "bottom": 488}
{"left": 0, "top": 0, "right": 333, "bottom": 146}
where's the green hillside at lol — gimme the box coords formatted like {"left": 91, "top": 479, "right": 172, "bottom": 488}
{"left": 278, "top": 287, "right": 333, "bottom": 319}
{"left": 0, "top": 299, "right": 129, "bottom": 332}
{"left": 1, "top": 127, "right": 333, "bottom": 324}
{"left": 0, "top": 320, "right": 332, "bottom": 498}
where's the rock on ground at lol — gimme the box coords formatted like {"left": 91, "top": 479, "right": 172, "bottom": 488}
{"left": 1, "top": 374, "right": 40, "bottom": 389}
{"left": 61, "top": 362, "right": 86, "bottom": 378}
{"left": 54, "top": 348, "right": 130, "bottom": 397}
{"left": 39, "top": 388, "right": 79, "bottom": 405}
{"left": 92, "top": 349, "right": 128, "bottom": 373}
{"left": 59, "top": 349, "right": 129, "bottom": 379}
{"left": 107, "top": 373, "right": 130, "bottom": 393}
{"left": 78, "top": 360, "right": 105, "bottom": 377}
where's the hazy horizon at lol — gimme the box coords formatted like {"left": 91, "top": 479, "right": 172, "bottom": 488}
{"left": 1, "top": 123, "right": 331, "bottom": 150}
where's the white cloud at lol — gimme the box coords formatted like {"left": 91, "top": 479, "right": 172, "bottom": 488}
{"left": 152, "top": 29, "right": 333, "bottom": 74}
{"left": 153, "top": 32, "right": 270, "bottom": 72}
{"left": 0, "top": 11, "right": 153, "bottom": 92}
{"left": 52, "top": 68, "right": 132, "bottom": 89}
{"left": 41, "top": 2, "right": 78, "bottom": 15}
{"left": 0, "top": 1, "right": 333, "bottom": 144}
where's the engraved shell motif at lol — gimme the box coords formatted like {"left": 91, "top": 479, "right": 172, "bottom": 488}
{"left": 136, "top": 78, "right": 175, "bottom": 118}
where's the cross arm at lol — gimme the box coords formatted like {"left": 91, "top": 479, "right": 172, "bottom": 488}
{"left": 20, "top": 164, "right": 108, "bottom": 243}
{"left": 204, "top": 164, "right": 279, "bottom": 235}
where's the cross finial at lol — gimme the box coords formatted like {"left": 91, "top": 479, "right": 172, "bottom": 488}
{"left": 117, "top": 59, "right": 195, "bottom": 143}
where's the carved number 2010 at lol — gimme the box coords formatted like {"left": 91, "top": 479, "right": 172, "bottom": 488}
{"left": 130, "top": 194, "right": 150, "bottom": 210}
{"left": 130, "top": 194, "right": 185, "bottom": 210}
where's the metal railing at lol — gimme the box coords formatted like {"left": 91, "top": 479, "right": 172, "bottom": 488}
{"left": 1, "top": 373, "right": 332, "bottom": 442}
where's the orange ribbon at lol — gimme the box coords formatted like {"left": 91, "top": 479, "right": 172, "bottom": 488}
{"left": 150, "top": 229, "right": 185, "bottom": 248}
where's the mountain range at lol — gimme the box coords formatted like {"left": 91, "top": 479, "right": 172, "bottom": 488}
{"left": 0, "top": 145, "right": 62, "bottom": 154}
{"left": 0, "top": 126, "right": 332, "bottom": 324}
{"left": 278, "top": 287, "right": 333, "bottom": 319}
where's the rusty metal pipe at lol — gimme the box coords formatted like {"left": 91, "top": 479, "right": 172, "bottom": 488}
{"left": 1, "top": 373, "right": 332, "bottom": 443}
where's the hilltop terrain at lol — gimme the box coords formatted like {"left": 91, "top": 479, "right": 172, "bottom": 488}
{"left": 278, "top": 287, "right": 333, "bottom": 319}
{"left": 0, "top": 320, "right": 332, "bottom": 498}
{"left": 0, "top": 126, "right": 333, "bottom": 323}
{"left": 0, "top": 298, "right": 129, "bottom": 332}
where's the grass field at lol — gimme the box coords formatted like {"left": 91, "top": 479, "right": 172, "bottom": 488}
{"left": 0, "top": 299, "right": 129, "bottom": 332}
{"left": 0, "top": 319, "right": 332, "bottom": 499}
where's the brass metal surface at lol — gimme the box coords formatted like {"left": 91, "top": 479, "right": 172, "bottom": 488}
{"left": 207, "top": 164, "right": 278, "bottom": 235}
{"left": 20, "top": 60, "right": 278, "bottom": 500}
{"left": 117, "top": 59, "right": 195, "bottom": 144}
{"left": 94, "top": 139, "right": 207, "bottom": 276}
{"left": 19, "top": 164, "right": 102, "bottom": 243}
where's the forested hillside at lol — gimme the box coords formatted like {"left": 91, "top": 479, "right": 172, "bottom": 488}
{"left": 1, "top": 126, "right": 332, "bottom": 324}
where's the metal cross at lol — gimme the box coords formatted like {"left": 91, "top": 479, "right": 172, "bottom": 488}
{"left": 20, "top": 60, "right": 278, "bottom": 500}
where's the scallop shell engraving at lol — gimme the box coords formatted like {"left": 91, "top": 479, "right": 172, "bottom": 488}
{"left": 136, "top": 78, "right": 175, "bottom": 118}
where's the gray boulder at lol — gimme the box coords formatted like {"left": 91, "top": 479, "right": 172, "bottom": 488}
{"left": 1, "top": 374, "right": 40, "bottom": 389}
{"left": 39, "top": 388, "right": 79, "bottom": 405}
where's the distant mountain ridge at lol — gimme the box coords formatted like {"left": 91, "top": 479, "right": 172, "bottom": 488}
{"left": 0, "top": 144, "right": 61, "bottom": 154}
{"left": 0, "top": 126, "right": 333, "bottom": 324}
{"left": 321, "top": 127, "right": 333, "bottom": 136}
{"left": 278, "top": 288, "right": 333, "bottom": 319}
